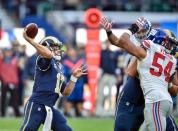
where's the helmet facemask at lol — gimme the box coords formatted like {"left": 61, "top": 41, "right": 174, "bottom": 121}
{"left": 135, "top": 28, "right": 151, "bottom": 41}
{"left": 50, "top": 44, "right": 64, "bottom": 61}
{"left": 162, "top": 38, "right": 173, "bottom": 54}
{"left": 167, "top": 37, "right": 178, "bottom": 55}
{"left": 163, "top": 30, "right": 178, "bottom": 55}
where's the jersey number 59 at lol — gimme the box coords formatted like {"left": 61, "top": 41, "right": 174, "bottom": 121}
{"left": 150, "top": 52, "right": 173, "bottom": 82}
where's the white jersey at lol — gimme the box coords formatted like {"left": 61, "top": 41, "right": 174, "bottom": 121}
{"left": 130, "top": 35, "right": 141, "bottom": 46}
{"left": 137, "top": 40, "right": 177, "bottom": 103}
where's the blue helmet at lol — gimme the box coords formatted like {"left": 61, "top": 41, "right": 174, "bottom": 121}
{"left": 147, "top": 28, "right": 178, "bottom": 55}
{"left": 135, "top": 19, "right": 152, "bottom": 40}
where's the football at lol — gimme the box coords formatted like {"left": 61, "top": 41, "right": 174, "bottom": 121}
{"left": 25, "top": 23, "right": 38, "bottom": 38}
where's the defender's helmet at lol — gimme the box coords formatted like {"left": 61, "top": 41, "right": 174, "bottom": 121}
{"left": 134, "top": 19, "right": 152, "bottom": 40}
{"left": 40, "top": 36, "right": 64, "bottom": 61}
{"left": 147, "top": 28, "right": 178, "bottom": 55}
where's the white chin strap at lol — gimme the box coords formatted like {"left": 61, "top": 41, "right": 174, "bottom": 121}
{"left": 53, "top": 55, "right": 61, "bottom": 61}
{"left": 165, "top": 48, "right": 171, "bottom": 54}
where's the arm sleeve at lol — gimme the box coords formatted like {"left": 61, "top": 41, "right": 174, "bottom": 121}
{"left": 36, "top": 56, "right": 51, "bottom": 71}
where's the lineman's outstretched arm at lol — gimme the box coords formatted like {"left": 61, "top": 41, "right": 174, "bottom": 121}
{"left": 110, "top": 33, "right": 146, "bottom": 60}
{"left": 100, "top": 17, "right": 146, "bottom": 60}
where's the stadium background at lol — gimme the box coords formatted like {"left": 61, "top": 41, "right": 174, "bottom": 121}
{"left": 0, "top": 0, "right": 178, "bottom": 131}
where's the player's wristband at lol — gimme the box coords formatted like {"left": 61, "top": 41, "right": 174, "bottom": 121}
{"left": 128, "top": 23, "right": 139, "bottom": 34}
{"left": 106, "top": 30, "right": 113, "bottom": 37}
{"left": 70, "top": 75, "right": 78, "bottom": 83}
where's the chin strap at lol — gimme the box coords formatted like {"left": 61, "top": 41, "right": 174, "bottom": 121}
{"left": 53, "top": 55, "right": 61, "bottom": 61}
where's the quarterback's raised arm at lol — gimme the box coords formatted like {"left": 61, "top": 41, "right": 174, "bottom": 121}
{"left": 100, "top": 17, "right": 148, "bottom": 60}
{"left": 23, "top": 30, "right": 53, "bottom": 59}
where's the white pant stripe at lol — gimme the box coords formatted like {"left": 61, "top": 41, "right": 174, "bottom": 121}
{"left": 169, "top": 115, "right": 177, "bottom": 131}
{"left": 115, "top": 91, "right": 124, "bottom": 120}
{"left": 23, "top": 101, "right": 29, "bottom": 121}
{"left": 22, "top": 102, "right": 34, "bottom": 131}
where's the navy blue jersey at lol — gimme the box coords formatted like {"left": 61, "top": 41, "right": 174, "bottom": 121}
{"left": 29, "top": 56, "right": 66, "bottom": 107}
{"left": 120, "top": 76, "right": 144, "bottom": 106}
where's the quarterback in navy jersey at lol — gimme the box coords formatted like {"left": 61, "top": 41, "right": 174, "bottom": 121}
{"left": 20, "top": 30, "right": 87, "bottom": 131}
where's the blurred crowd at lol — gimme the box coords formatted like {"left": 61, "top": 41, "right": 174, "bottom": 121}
{"left": 0, "top": 37, "right": 177, "bottom": 118}
{"left": 0, "top": 0, "right": 177, "bottom": 119}
{"left": 0, "top": 40, "right": 26, "bottom": 117}
{"left": 0, "top": 0, "right": 178, "bottom": 20}
{"left": 0, "top": 39, "right": 128, "bottom": 117}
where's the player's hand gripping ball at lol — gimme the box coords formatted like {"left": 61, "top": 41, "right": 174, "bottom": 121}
{"left": 25, "top": 23, "right": 38, "bottom": 38}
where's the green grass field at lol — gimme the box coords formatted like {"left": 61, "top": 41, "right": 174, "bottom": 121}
{"left": 0, "top": 117, "right": 177, "bottom": 131}
{"left": 0, "top": 117, "right": 114, "bottom": 131}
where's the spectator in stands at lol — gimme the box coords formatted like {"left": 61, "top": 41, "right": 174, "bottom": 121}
{"left": 1, "top": 0, "right": 178, "bottom": 13}
{"left": 96, "top": 40, "right": 119, "bottom": 116}
{"left": 115, "top": 65, "right": 124, "bottom": 102}
{"left": 22, "top": 52, "right": 38, "bottom": 105}
{"left": 12, "top": 41, "right": 27, "bottom": 106}
{"left": 63, "top": 47, "right": 87, "bottom": 117}
{"left": 63, "top": 0, "right": 80, "bottom": 10}
{"left": 0, "top": 47, "right": 20, "bottom": 117}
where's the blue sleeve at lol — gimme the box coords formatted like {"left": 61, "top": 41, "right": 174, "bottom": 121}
{"left": 37, "top": 56, "right": 51, "bottom": 71}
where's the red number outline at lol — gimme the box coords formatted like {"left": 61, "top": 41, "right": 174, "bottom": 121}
{"left": 150, "top": 52, "right": 173, "bottom": 82}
